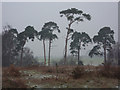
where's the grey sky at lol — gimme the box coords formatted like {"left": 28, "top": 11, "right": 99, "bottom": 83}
{"left": 2, "top": 2, "right": 118, "bottom": 58}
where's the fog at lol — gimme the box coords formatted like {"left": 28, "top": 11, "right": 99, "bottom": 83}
{"left": 2, "top": 2, "right": 118, "bottom": 58}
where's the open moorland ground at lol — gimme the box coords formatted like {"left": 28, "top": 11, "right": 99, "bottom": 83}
{"left": 2, "top": 65, "right": 120, "bottom": 88}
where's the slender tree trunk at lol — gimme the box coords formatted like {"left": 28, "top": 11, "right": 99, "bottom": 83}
{"left": 43, "top": 40, "right": 46, "bottom": 66}
{"left": 78, "top": 42, "right": 81, "bottom": 65}
{"left": 64, "top": 32, "right": 69, "bottom": 65}
{"left": 9, "top": 51, "right": 11, "bottom": 66}
{"left": 104, "top": 46, "right": 107, "bottom": 64}
{"left": 48, "top": 39, "right": 51, "bottom": 66}
{"left": 20, "top": 47, "right": 23, "bottom": 66}
{"left": 7, "top": 52, "right": 11, "bottom": 67}
{"left": 64, "top": 23, "right": 71, "bottom": 65}
{"left": 104, "top": 38, "right": 107, "bottom": 65}
{"left": 78, "top": 48, "right": 80, "bottom": 65}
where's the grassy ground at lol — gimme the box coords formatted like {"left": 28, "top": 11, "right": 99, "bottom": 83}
{"left": 2, "top": 65, "right": 120, "bottom": 88}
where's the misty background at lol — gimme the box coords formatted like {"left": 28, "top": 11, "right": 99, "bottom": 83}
{"left": 2, "top": 2, "right": 118, "bottom": 61}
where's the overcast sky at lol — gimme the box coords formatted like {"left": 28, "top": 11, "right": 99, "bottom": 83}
{"left": 2, "top": 2, "right": 118, "bottom": 58}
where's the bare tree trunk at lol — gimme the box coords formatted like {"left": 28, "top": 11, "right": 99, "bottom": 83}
{"left": 43, "top": 40, "right": 46, "bottom": 66}
{"left": 7, "top": 52, "right": 11, "bottom": 67}
{"left": 64, "top": 32, "right": 69, "bottom": 65}
{"left": 104, "top": 38, "right": 107, "bottom": 65}
{"left": 64, "top": 23, "right": 71, "bottom": 65}
{"left": 48, "top": 39, "right": 51, "bottom": 66}
{"left": 78, "top": 48, "right": 80, "bottom": 65}
{"left": 9, "top": 50, "right": 11, "bottom": 66}
{"left": 78, "top": 42, "right": 81, "bottom": 65}
{"left": 104, "top": 46, "right": 107, "bottom": 64}
{"left": 20, "top": 47, "right": 23, "bottom": 66}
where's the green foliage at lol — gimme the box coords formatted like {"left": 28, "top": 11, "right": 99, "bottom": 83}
{"left": 93, "top": 27, "right": 115, "bottom": 45}
{"left": 60, "top": 8, "right": 91, "bottom": 23}
{"left": 16, "top": 26, "right": 37, "bottom": 51}
{"left": 38, "top": 28, "right": 50, "bottom": 40}
{"left": 42, "top": 21, "right": 60, "bottom": 32}
{"left": 38, "top": 21, "right": 60, "bottom": 41}
{"left": 24, "top": 26, "right": 38, "bottom": 41}
{"left": 2, "top": 25, "right": 19, "bottom": 66}
{"left": 89, "top": 27, "right": 115, "bottom": 58}
{"left": 70, "top": 31, "right": 92, "bottom": 55}
{"left": 37, "top": 21, "right": 60, "bottom": 66}
{"left": 60, "top": 8, "right": 91, "bottom": 64}
{"left": 89, "top": 45, "right": 103, "bottom": 58}
{"left": 9, "top": 28, "right": 18, "bottom": 35}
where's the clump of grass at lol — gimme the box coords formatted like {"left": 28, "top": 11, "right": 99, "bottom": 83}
{"left": 99, "top": 65, "right": 112, "bottom": 77}
{"left": 41, "top": 66, "right": 66, "bottom": 74}
{"left": 46, "top": 68, "right": 54, "bottom": 73}
{"left": 71, "top": 66, "right": 85, "bottom": 79}
{"left": 57, "top": 67, "right": 66, "bottom": 74}
{"left": 2, "top": 77, "right": 27, "bottom": 88}
{"left": 3, "top": 64, "right": 21, "bottom": 77}
{"left": 109, "top": 66, "right": 120, "bottom": 79}
{"left": 97, "top": 65, "right": 120, "bottom": 79}
{"left": 2, "top": 64, "right": 28, "bottom": 88}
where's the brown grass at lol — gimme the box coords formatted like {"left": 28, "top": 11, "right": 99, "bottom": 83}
{"left": 2, "top": 77, "right": 27, "bottom": 88}
{"left": 2, "top": 64, "right": 28, "bottom": 88}
{"left": 18, "top": 65, "right": 120, "bottom": 79}
{"left": 19, "top": 65, "right": 120, "bottom": 79}
{"left": 3, "top": 64, "right": 21, "bottom": 77}
{"left": 2, "top": 65, "right": 119, "bottom": 88}
{"left": 71, "top": 66, "right": 85, "bottom": 79}
{"left": 96, "top": 65, "right": 120, "bottom": 79}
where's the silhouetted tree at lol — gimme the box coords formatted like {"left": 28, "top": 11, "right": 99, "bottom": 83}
{"left": 70, "top": 31, "right": 91, "bottom": 65}
{"left": 38, "top": 22, "right": 60, "bottom": 66}
{"left": 89, "top": 27, "right": 115, "bottom": 64}
{"left": 60, "top": 8, "right": 91, "bottom": 64}
{"left": 2, "top": 25, "right": 18, "bottom": 66}
{"left": 48, "top": 33, "right": 59, "bottom": 66}
{"left": 17, "top": 26, "right": 37, "bottom": 66}
{"left": 38, "top": 29, "right": 48, "bottom": 66}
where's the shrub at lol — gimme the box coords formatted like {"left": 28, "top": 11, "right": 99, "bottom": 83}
{"left": 58, "top": 67, "right": 66, "bottom": 74}
{"left": 97, "top": 65, "right": 120, "bottom": 78}
{"left": 46, "top": 68, "right": 54, "bottom": 73}
{"left": 71, "top": 66, "right": 84, "bottom": 79}
{"left": 3, "top": 64, "right": 21, "bottom": 77}
{"left": 2, "top": 65, "right": 28, "bottom": 88}
{"left": 112, "top": 66, "right": 120, "bottom": 79}
{"left": 2, "top": 77, "right": 27, "bottom": 88}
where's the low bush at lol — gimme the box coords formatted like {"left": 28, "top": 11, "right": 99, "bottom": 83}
{"left": 3, "top": 64, "right": 21, "bottom": 77}
{"left": 2, "top": 65, "right": 28, "bottom": 88}
{"left": 2, "top": 77, "right": 27, "bottom": 88}
{"left": 97, "top": 65, "right": 120, "bottom": 79}
{"left": 42, "top": 66, "right": 67, "bottom": 74}
{"left": 71, "top": 66, "right": 85, "bottom": 79}
{"left": 46, "top": 68, "right": 54, "bottom": 73}
{"left": 112, "top": 66, "right": 120, "bottom": 79}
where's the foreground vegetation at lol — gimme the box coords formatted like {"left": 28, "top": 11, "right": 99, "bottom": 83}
{"left": 2, "top": 64, "right": 120, "bottom": 88}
